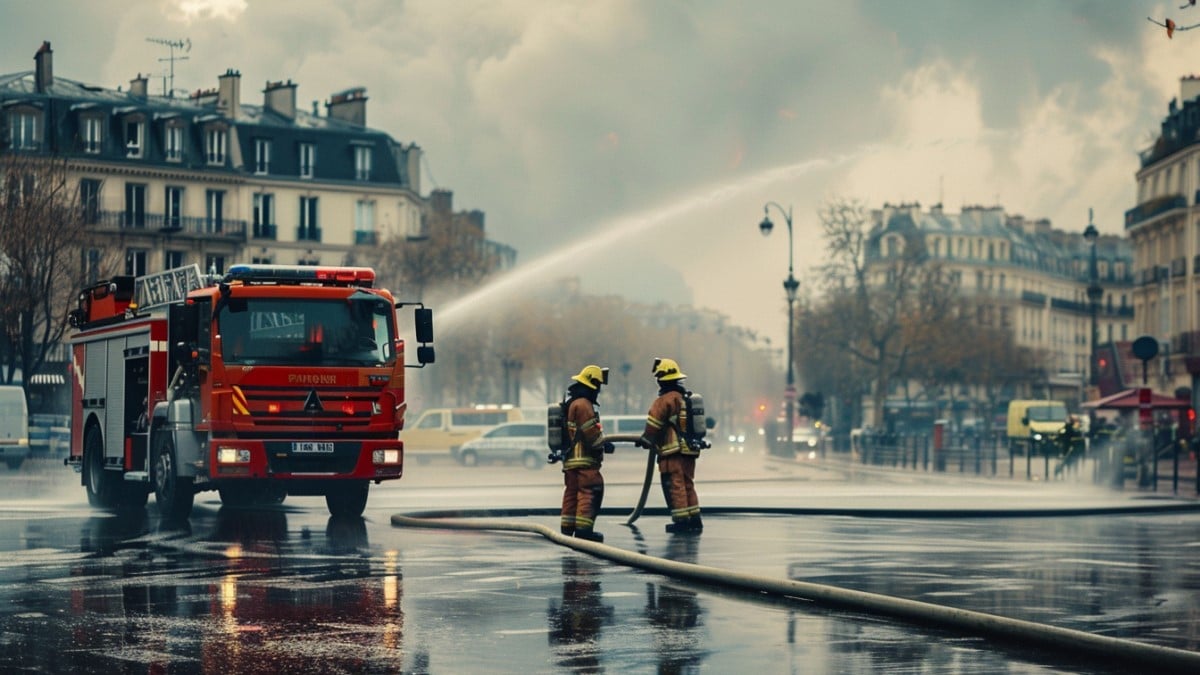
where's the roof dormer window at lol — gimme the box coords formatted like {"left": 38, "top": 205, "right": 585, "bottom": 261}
{"left": 81, "top": 116, "right": 102, "bottom": 154}
{"left": 7, "top": 108, "right": 40, "bottom": 150}
{"left": 124, "top": 118, "right": 144, "bottom": 158}
{"left": 164, "top": 124, "right": 183, "bottom": 162}
{"left": 254, "top": 138, "right": 271, "bottom": 175}
{"left": 205, "top": 126, "right": 227, "bottom": 166}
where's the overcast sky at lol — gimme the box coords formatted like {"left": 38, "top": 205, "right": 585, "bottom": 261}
{"left": 0, "top": 0, "right": 1192, "bottom": 351}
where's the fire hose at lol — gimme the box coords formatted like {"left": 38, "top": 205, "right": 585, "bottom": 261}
{"left": 600, "top": 433, "right": 656, "bottom": 525}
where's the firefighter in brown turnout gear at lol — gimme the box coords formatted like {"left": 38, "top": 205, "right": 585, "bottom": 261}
{"left": 559, "top": 365, "right": 613, "bottom": 542}
{"left": 637, "top": 358, "right": 704, "bottom": 534}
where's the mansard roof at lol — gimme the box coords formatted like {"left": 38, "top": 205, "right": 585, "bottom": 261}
{"left": 0, "top": 71, "right": 414, "bottom": 188}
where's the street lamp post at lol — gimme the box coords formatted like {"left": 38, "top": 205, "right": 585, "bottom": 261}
{"left": 1084, "top": 209, "right": 1102, "bottom": 389}
{"left": 620, "top": 362, "right": 632, "bottom": 413}
{"left": 758, "top": 202, "right": 799, "bottom": 457}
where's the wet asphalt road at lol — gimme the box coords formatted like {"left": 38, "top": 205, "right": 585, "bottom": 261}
{"left": 0, "top": 450, "right": 1198, "bottom": 674}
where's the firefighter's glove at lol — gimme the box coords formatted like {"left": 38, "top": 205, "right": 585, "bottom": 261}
{"left": 601, "top": 441, "right": 615, "bottom": 454}
{"left": 635, "top": 436, "right": 655, "bottom": 450}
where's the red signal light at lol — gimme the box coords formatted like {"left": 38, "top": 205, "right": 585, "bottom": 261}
{"left": 1188, "top": 408, "right": 1196, "bottom": 422}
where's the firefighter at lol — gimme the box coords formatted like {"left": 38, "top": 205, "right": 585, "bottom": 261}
{"left": 637, "top": 357, "right": 703, "bottom": 534}
{"left": 559, "top": 364, "right": 612, "bottom": 542}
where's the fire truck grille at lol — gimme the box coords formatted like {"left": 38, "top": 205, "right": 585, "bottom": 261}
{"left": 236, "top": 385, "right": 379, "bottom": 429}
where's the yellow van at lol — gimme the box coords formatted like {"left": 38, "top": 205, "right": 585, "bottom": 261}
{"left": 1006, "top": 400, "right": 1068, "bottom": 455}
{"left": 403, "top": 406, "right": 523, "bottom": 463}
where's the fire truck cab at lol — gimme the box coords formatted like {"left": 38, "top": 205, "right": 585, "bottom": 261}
{"left": 66, "top": 264, "right": 434, "bottom": 520}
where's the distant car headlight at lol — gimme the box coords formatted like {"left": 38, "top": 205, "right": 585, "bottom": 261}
{"left": 806, "top": 438, "right": 817, "bottom": 447}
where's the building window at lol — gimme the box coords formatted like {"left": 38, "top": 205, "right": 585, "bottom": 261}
{"left": 164, "top": 186, "right": 183, "bottom": 229}
{"left": 205, "top": 127, "right": 227, "bottom": 165}
{"left": 165, "top": 250, "right": 184, "bottom": 270}
{"left": 82, "top": 116, "right": 102, "bottom": 153}
{"left": 165, "top": 125, "right": 183, "bottom": 161}
{"left": 253, "top": 193, "right": 275, "bottom": 239}
{"left": 354, "top": 199, "right": 376, "bottom": 245}
{"left": 125, "top": 119, "right": 144, "bottom": 158}
{"left": 298, "top": 196, "right": 320, "bottom": 241}
{"left": 251, "top": 254, "right": 273, "bottom": 265}
{"left": 206, "top": 190, "right": 224, "bottom": 233}
{"left": 79, "top": 178, "right": 101, "bottom": 224}
{"left": 125, "top": 249, "right": 147, "bottom": 277}
{"left": 299, "top": 143, "right": 315, "bottom": 178}
{"left": 254, "top": 138, "right": 271, "bottom": 175}
{"left": 354, "top": 145, "right": 372, "bottom": 181}
{"left": 85, "top": 248, "right": 101, "bottom": 284}
{"left": 124, "top": 183, "right": 146, "bottom": 228}
{"left": 7, "top": 110, "right": 38, "bottom": 150}
{"left": 205, "top": 255, "right": 226, "bottom": 275}
{"left": 5, "top": 172, "right": 34, "bottom": 206}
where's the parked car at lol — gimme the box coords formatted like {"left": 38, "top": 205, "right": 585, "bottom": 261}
{"left": 0, "top": 386, "right": 29, "bottom": 470}
{"left": 605, "top": 414, "right": 648, "bottom": 436}
{"left": 452, "top": 422, "right": 547, "bottom": 469}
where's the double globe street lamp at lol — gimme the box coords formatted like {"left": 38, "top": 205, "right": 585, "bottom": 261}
{"left": 758, "top": 202, "right": 799, "bottom": 457}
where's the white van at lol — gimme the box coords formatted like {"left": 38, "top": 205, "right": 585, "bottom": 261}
{"left": 403, "top": 406, "right": 523, "bottom": 463}
{"left": 0, "top": 386, "right": 30, "bottom": 470}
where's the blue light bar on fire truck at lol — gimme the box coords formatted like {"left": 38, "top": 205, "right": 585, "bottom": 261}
{"left": 223, "top": 264, "right": 375, "bottom": 287}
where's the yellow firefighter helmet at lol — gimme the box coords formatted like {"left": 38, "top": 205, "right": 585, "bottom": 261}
{"left": 571, "top": 364, "right": 609, "bottom": 390}
{"left": 652, "top": 357, "right": 686, "bottom": 381}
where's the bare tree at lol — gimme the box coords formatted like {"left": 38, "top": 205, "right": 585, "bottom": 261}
{"left": 0, "top": 154, "right": 102, "bottom": 392}
{"left": 810, "top": 197, "right": 958, "bottom": 428}
{"left": 369, "top": 209, "right": 499, "bottom": 305}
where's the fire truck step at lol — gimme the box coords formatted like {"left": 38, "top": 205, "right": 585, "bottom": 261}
{"left": 123, "top": 471, "right": 149, "bottom": 483}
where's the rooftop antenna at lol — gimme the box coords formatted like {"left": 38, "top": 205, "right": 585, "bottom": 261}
{"left": 146, "top": 37, "right": 191, "bottom": 97}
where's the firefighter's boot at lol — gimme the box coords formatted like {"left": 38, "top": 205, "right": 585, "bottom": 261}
{"left": 665, "top": 519, "right": 691, "bottom": 534}
{"left": 574, "top": 528, "right": 604, "bottom": 542}
{"left": 560, "top": 526, "right": 575, "bottom": 536}
{"left": 688, "top": 514, "right": 703, "bottom": 532}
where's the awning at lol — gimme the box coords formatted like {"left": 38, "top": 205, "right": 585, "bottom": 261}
{"left": 1081, "top": 388, "right": 1190, "bottom": 410}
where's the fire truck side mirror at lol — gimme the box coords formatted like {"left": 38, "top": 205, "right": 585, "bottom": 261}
{"left": 417, "top": 345, "right": 435, "bottom": 365}
{"left": 174, "top": 341, "right": 209, "bottom": 367}
{"left": 414, "top": 308, "right": 434, "bottom": 344}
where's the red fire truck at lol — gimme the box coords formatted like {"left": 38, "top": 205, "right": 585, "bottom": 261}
{"left": 65, "top": 264, "right": 434, "bottom": 519}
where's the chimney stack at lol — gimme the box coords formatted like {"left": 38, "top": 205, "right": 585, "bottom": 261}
{"left": 1182, "top": 75, "right": 1200, "bottom": 104}
{"left": 326, "top": 87, "right": 367, "bottom": 126}
{"left": 263, "top": 80, "right": 297, "bottom": 119}
{"left": 34, "top": 41, "right": 53, "bottom": 93}
{"left": 431, "top": 189, "right": 453, "bottom": 215}
{"left": 217, "top": 68, "right": 241, "bottom": 118}
{"left": 130, "top": 73, "right": 148, "bottom": 98}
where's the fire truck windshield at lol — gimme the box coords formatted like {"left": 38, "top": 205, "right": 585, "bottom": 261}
{"left": 218, "top": 296, "right": 395, "bottom": 366}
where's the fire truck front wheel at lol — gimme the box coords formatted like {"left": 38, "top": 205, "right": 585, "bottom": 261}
{"left": 325, "top": 481, "right": 369, "bottom": 517}
{"left": 152, "top": 437, "right": 194, "bottom": 520}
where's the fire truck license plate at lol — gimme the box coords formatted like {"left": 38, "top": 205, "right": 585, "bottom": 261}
{"left": 292, "top": 442, "right": 335, "bottom": 453}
